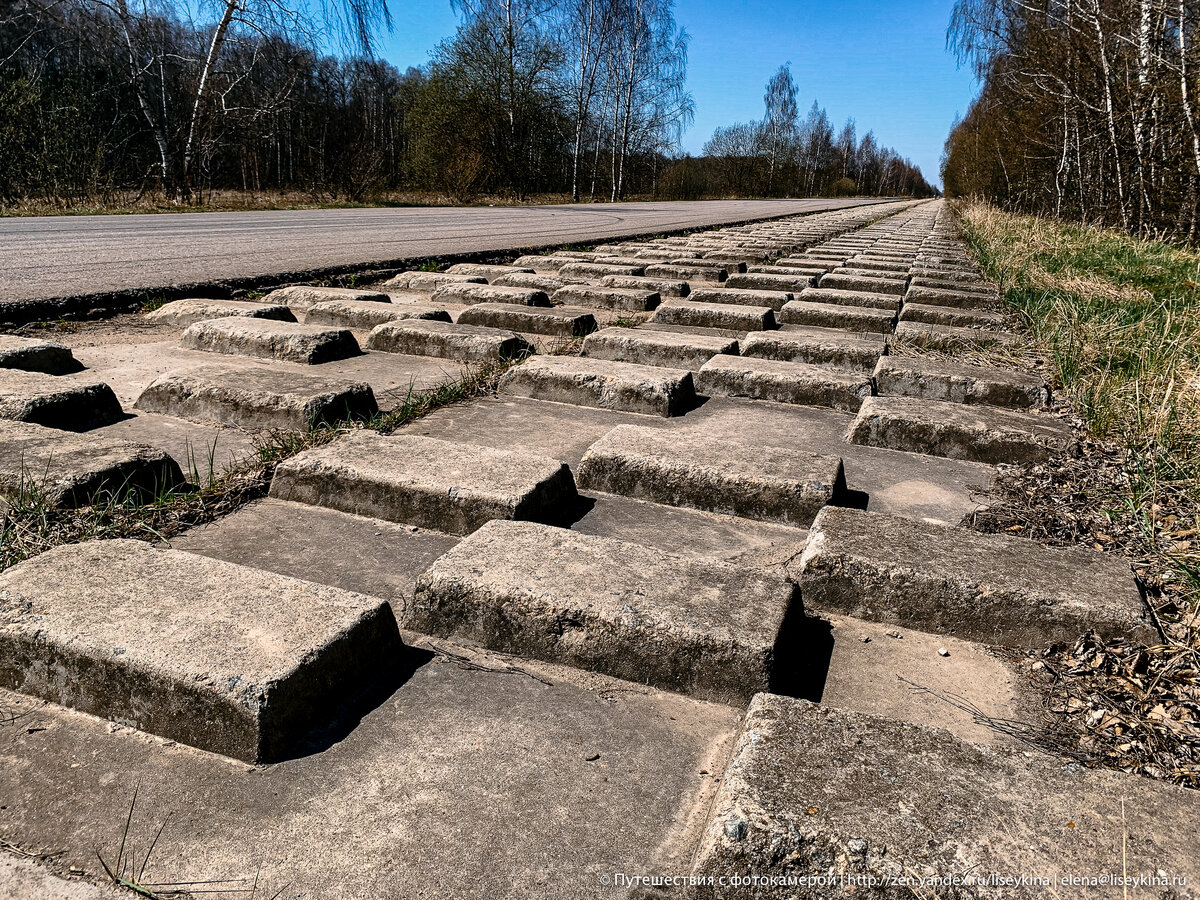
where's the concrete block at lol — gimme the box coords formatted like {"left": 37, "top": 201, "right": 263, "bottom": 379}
{"left": 651, "top": 300, "right": 775, "bottom": 332}
{"left": 894, "top": 320, "right": 1019, "bottom": 351}
{"left": 600, "top": 274, "right": 690, "bottom": 298}
{"left": 0, "top": 336, "right": 79, "bottom": 376}
{"left": 900, "top": 302, "right": 1007, "bottom": 329}
{"left": 490, "top": 272, "right": 576, "bottom": 293}
{"left": 270, "top": 432, "right": 576, "bottom": 534}
{"left": 796, "top": 287, "right": 900, "bottom": 311}
{"left": 581, "top": 327, "right": 738, "bottom": 371}
{"left": 645, "top": 263, "right": 728, "bottom": 283}
{"left": 261, "top": 285, "right": 389, "bottom": 313}
{"left": 366, "top": 319, "right": 534, "bottom": 363}
{"left": 741, "top": 327, "right": 884, "bottom": 372}
{"left": 509, "top": 255, "right": 566, "bottom": 272}
{"left": 303, "top": 299, "right": 451, "bottom": 329}
{"left": 134, "top": 364, "right": 378, "bottom": 431}
{"left": 577, "top": 423, "right": 845, "bottom": 526}
{"left": 145, "top": 299, "right": 296, "bottom": 327}
{"left": 381, "top": 272, "right": 486, "bottom": 292}
{"left": 819, "top": 272, "right": 907, "bottom": 296}
{"left": 696, "top": 355, "right": 874, "bottom": 412}
{"left": 181, "top": 318, "right": 360, "bottom": 364}
{"left": 499, "top": 356, "right": 695, "bottom": 417}
{"left": 457, "top": 303, "right": 597, "bottom": 337}
{"left": 0, "top": 420, "right": 185, "bottom": 507}
{"left": 0, "top": 367, "right": 124, "bottom": 431}
{"left": 846, "top": 395, "right": 1077, "bottom": 463}
{"left": 406, "top": 520, "right": 800, "bottom": 705}
{"left": 725, "top": 273, "right": 816, "bottom": 294}
{"left": 799, "top": 506, "right": 1152, "bottom": 646}
{"left": 444, "top": 263, "right": 535, "bottom": 280}
{"left": 745, "top": 265, "right": 829, "bottom": 279}
{"left": 778, "top": 300, "right": 896, "bottom": 334}
{"left": 907, "top": 280, "right": 998, "bottom": 305}
{"left": 690, "top": 694, "right": 1195, "bottom": 897}
{"left": 430, "top": 284, "right": 550, "bottom": 307}
{"left": 0, "top": 539, "right": 402, "bottom": 762}
{"left": 689, "top": 288, "right": 792, "bottom": 312}
{"left": 551, "top": 285, "right": 660, "bottom": 312}
{"left": 874, "top": 356, "right": 1048, "bottom": 408}
{"left": 557, "top": 262, "right": 644, "bottom": 279}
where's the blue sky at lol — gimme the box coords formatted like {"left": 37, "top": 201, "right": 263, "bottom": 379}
{"left": 378, "top": 0, "right": 978, "bottom": 188}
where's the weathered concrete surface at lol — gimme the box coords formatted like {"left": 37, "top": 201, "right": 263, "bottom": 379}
{"left": 777, "top": 300, "right": 896, "bottom": 334}
{"left": 381, "top": 271, "right": 486, "bottom": 292}
{"left": 601, "top": 274, "right": 690, "bottom": 298}
{"left": 645, "top": 263, "right": 727, "bottom": 283}
{"left": 0, "top": 540, "right": 402, "bottom": 762}
{"left": 261, "top": 285, "right": 389, "bottom": 313}
{"left": 181, "top": 318, "right": 361, "bottom": 365}
{"left": 696, "top": 355, "right": 874, "bottom": 412}
{"left": 894, "top": 320, "right": 1018, "bottom": 352}
{"left": 499, "top": 356, "right": 696, "bottom": 417}
{"left": 819, "top": 271, "right": 906, "bottom": 296}
{"left": 0, "top": 853, "right": 108, "bottom": 900}
{"left": 905, "top": 283, "right": 999, "bottom": 308}
{"left": 724, "top": 273, "right": 815, "bottom": 294}
{"left": 270, "top": 431, "right": 577, "bottom": 534}
{"left": 303, "top": 299, "right": 451, "bottom": 329}
{"left": 651, "top": 300, "right": 776, "bottom": 332}
{"left": 488, "top": 272, "right": 575, "bottom": 293}
{"left": 690, "top": 695, "right": 1198, "bottom": 898}
{"left": 406, "top": 520, "right": 801, "bottom": 704}
{"left": 688, "top": 288, "right": 792, "bottom": 312}
{"left": 799, "top": 506, "right": 1152, "bottom": 647}
{"left": 457, "top": 303, "right": 598, "bottom": 337}
{"left": 367, "top": 319, "right": 534, "bottom": 362}
{"left": 134, "top": 364, "right": 378, "bottom": 431}
{"left": 577, "top": 424, "right": 845, "bottom": 526}
{"left": 742, "top": 327, "right": 884, "bottom": 372}
{"left": 581, "top": 327, "right": 738, "bottom": 371}
{"left": 796, "top": 287, "right": 900, "bottom": 311}
{"left": 552, "top": 285, "right": 660, "bottom": 312}
{"left": 430, "top": 284, "right": 551, "bottom": 307}
{"left": 874, "top": 356, "right": 1048, "bottom": 409}
{"left": 444, "top": 263, "right": 534, "bottom": 280}
{"left": 900, "top": 302, "right": 1007, "bottom": 329}
{"left": 144, "top": 298, "right": 295, "bottom": 327}
{"left": 558, "top": 261, "right": 645, "bottom": 280}
{"left": 0, "top": 370, "right": 124, "bottom": 430}
{"left": 847, "top": 396, "right": 1077, "bottom": 464}
{"left": 0, "top": 336, "right": 81, "bottom": 375}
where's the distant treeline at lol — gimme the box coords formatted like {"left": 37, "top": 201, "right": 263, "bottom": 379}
{"left": 0, "top": 0, "right": 931, "bottom": 208}
{"left": 943, "top": 0, "right": 1200, "bottom": 241}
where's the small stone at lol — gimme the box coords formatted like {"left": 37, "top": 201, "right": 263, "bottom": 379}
{"left": 848, "top": 838, "right": 868, "bottom": 854}
{"left": 886, "top": 629, "right": 901, "bottom": 639}
{"left": 938, "top": 647, "right": 950, "bottom": 657}
{"left": 724, "top": 819, "right": 747, "bottom": 841}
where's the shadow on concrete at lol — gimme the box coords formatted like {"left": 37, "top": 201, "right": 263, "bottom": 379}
{"left": 771, "top": 607, "right": 834, "bottom": 703}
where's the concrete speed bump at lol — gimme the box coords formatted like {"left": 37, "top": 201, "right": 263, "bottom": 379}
{"left": 499, "top": 356, "right": 696, "bottom": 417}
{"left": 406, "top": 520, "right": 801, "bottom": 705}
{"left": 551, "top": 285, "right": 660, "bottom": 312}
{"left": 690, "top": 694, "right": 1196, "bottom": 897}
{"left": 134, "top": 365, "right": 378, "bottom": 431}
{"left": 145, "top": 298, "right": 296, "bottom": 327}
{"left": 846, "top": 396, "right": 1077, "bottom": 463}
{"left": 181, "top": 318, "right": 361, "bottom": 364}
{"left": 874, "top": 356, "right": 1048, "bottom": 409}
{"left": 366, "top": 319, "right": 534, "bottom": 362}
{"left": 0, "top": 335, "right": 79, "bottom": 375}
{"left": 796, "top": 286, "right": 900, "bottom": 311}
{"left": 0, "top": 370, "right": 124, "bottom": 430}
{"left": 650, "top": 300, "right": 775, "bottom": 332}
{"left": 644, "top": 263, "right": 728, "bottom": 283}
{"left": 457, "top": 303, "right": 598, "bottom": 337}
{"left": 581, "top": 327, "right": 738, "bottom": 371}
{"left": 0, "top": 539, "right": 403, "bottom": 763}
{"left": 742, "top": 327, "right": 884, "bottom": 372}
{"left": 799, "top": 506, "right": 1152, "bottom": 646}
{"left": 0, "top": 420, "right": 185, "bottom": 507}
{"left": 778, "top": 300, "right": 896, "bottom": 334}
{"left": 696, "top": 355, "right": 874, "bottom": 412}
{"left": 577, "top": 424, "right": 845, "bottom": 526}
{"left": 600, "top": 274, "right": 690, "bottom": 298}
{"left": 689, "top": 288, "right": 792, "bottom": 312}
{"left": 381, "top": 271, "right": 486, "bottom": 292}
{"left": 303, "top": 299, "right": 451, "bottom": 329}
{"left": 725, "top": 272, "right": 815, "bottom": 294}
{"left": 431, "top": 284, "right": 551, "bottom": 307}
{"left": 261, "top": 285, "right": 389, "bottom": 313}
{"left": 900, "top": 302, "right": 1007, "bottom": 329}
{"left": 269, "top": 432, "right": 577, "bottom": 534}
{"left": 444, "top": 263, "right": 535, "bottom": 280}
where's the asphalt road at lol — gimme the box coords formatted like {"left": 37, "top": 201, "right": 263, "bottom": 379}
{"left": 0, "top": 198, "right": 894, "bottom": 305}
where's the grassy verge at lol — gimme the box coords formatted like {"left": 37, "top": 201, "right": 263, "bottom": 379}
{"left": 955, "top": 201, "right": 1200, "bottom": 785}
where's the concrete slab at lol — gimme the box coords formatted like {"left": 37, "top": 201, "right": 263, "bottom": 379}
{"left": 742, "top": 327, "right": 884, "bottom": 372}
{"left": 444, "top": 263, "right": 534, "bottom": 280}
{"left": 499, "top": 356, "right": 696, "bottom": 417}
{"left": 0, "top": 370, "right": 124, "bottom": 431}
{"left": 180, "top": 318, "right": 360, "bottom": 365}
{"left": 134, "top": 364, "right": 378, "bottom": 431}
{"left": 645, "top": 263, "right": 727, "bottom": 283}
{"left": 905, "top": 283, "right": 999, "bottom": 308}
{"left": 696, "top": 355, "right": 874, "bottom": 412}
{"left": 270, "top": 431, "right": 577, "bottom": 534}
{"left": 600, "top": 274, "right": 690, "bottom": 298}
{"left": 581, "top": 327, "right": 738, "bottom": 371}
{"left": 651, "top": 300, "right": 775, "bottom": 332}
{"left": 367, "top": 319, "right": 534, "bottom": 363}
{"left": 796, "top": 286, "right": 900, "bottom": 311}
{"left": 0, "top": 335, "right": 80, "bottom": 375}
{"left": 847, "top": 396, "right": 1077, "bottom": 463}
{"left": 874, "top": 356, "right": 1048, "bottom": 408}
{"left": 303, "top": 299, "right": 451, "bottom": 329}
{"left": 724, "top": 272, "right": 815, "bottom": 293}
{"left": 688, "top": 288, "right": 791, "bottom": 312}
{"left": 820, "top": 272, "right": 906, "bottom": 295}
{"left": 431, "top": 284, "right": 551, "bottom": 307}
{"left": 144, "top": 298, "right": 295, "bottom": 327}
{"left": 799, "top": 506, "right": 1152, "bottom": 647}
{"left": 381, "top": 271, "right": 486, "bottom": 292}
{"left": 0, "top": 539, "right": 402, "bottom": 762}
{"left": 894, "top": 320, "right": 1018, "bottom": 352}
{"left": 778, "top": 300, "right": 896, "bottom": 334}
{"left": 490, "top": 272, "right": 576, "bottom": 293}
{"left": 900, "top": 302, "right": 1008, "bottom": 329}
{"left": 690, "top": 694, "right": 1199, "bottom": 898}
{"left": 260, "top": 285, "right": 389, "bottom": 313}
{"left": 91, "top": 411, "right": 254, "bottom": 479}
{"left": 551, "top": 286, "right": 660, "bottom": 312}
{"left": 558, "top": 262, "right": 644, "bottom": 279}
{"left": 510, "top": 254, "right": 567, "bottom": 272}
{"left": 0, "top": 853, "right": 107, "bottom": 900}
{"left": 577, "top": 423, "right": 845, "bottom": 527}
{"left": 407, "top": 520, "right": 801, "bottom": 704}
{"left": 457, "top": 303, "right": 598, "bottom": 337}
